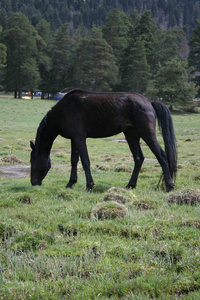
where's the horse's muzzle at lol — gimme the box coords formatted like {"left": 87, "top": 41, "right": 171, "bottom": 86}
{"left": 31, "top": 180, "right": 42, "bottom": 186}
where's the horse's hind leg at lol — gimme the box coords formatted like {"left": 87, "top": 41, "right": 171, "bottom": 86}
{"left": 66, "top": 140, "right": 79, "bottom": 188}
{"left": 143, "top": 135, "right": 174, "bottom": 192}
{"left": 124, "top": 130, "right": 144, "bottom": 189}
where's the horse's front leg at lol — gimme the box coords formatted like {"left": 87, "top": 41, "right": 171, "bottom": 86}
{"left": 73, "top": 136, "right": 94, "bottom": 191}
{"left": 66, "top": 140, "right": 79, "bottom": 188}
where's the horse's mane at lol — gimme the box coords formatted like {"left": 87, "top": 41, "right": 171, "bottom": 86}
{"left": 65, "top": 89, "right": 87, "bottom": 97}
{"left": 35, "top": 115, "right": 48, "bottom": 151}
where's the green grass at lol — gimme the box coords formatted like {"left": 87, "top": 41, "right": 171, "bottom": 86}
{"left": 0, "top": 96, "right": 200, "bottom": 299}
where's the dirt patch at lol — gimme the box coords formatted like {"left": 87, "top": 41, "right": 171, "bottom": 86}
{"left": 112, "top": 139, "right": 127, "bottom": 143}
{"left": 145, "top": 158, "right": 157, "bottom": 162}
{"left": 0, "top": 163, "right": 68, "bottom": 179}
{"left": 105, "top": 138, "right": 127, "bottom": 143}
{"left": 0, "top": 164, "right": 30, "bottom": 178}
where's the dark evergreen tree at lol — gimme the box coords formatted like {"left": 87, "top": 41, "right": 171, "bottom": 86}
{"left": 129, "top": 10, "right": 158, "bottom": 72}
{"left": 151, "top": 0, "right": 158, "bottom": 18}
{"left": 154, "top": 28, "right": 187, "bottom": 70}
{"left": 3, "top": 13, "right": 40, "bottom": 98}
{"left": 120, "top": 37, "right": 151, "bottom": 93}
{"left": 146, "top": 57, "right": 197, "bottom": 110}
{"left": 158, "top": 0, "right": 167, "bottom": 12}
{"left": 36, "top": 20, "right": 53, "bottom": 98}
{"left": 129, "top": 10, "right": 140, "bottom": 28}
{"left": 0, "top": 0, "right": 199, "bottom": 98}
{"left": 50, "top": 23, "right": 74, "bottom": 94}
{"left": 0, "top": 26, "right": 7, "bottom": 90}
{"left": 0, "top": 26, "right": 7, "bottom": 69}
{"left": 1, "top": 0, "right": 200, "bottom": 33}
{"left": 102, "top": 9, "right": 131, "bottom": 62}
{"left": 72, "top": 28, "right": 119, "bottom": 91}
{"left": 188, "top": 19, "right": 200, "bottom": 96}
{"left": 0, "top": 8, "right": 8, "bottom": 29}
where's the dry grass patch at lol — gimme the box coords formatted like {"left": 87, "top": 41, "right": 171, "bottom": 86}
{"left": 167, "top": 189, "right": 200, "bottom": 205}
{"left": 102, "top": 187, "right": 133, "bottom": 204}
{"left": 103, "top": 155, "right": 112, "bottom": 161}
{"left": 16, "top": 193, "right": 33, "bottom": 204}
{"left": 114, "top": 165, "right": 131, "bottom": 172}
{"left": 0, "top": 222, "right": 16, "bottom": 241}
{"left": 58, "top": 190, "right": 75, "bottom": 201}
{"left": 1, "top": 155, "right": 22, "bottom": 163}
{"left": 96, "top": 165, "right": 110, "bottom": 171}
{"left": 91, "top": 201, "right": 128, "bottom": 220}
{"left": 132, "top": 198, "right": 156, "bottom": 210}
{"left": 181, "top": 220, "right": 200, "bottom": 229}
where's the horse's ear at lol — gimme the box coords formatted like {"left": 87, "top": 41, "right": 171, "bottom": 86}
{"left": 30, "top": 141, "right": 35, "bottom": 150}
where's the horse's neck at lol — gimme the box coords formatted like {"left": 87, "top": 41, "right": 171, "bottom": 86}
{"left": 35, "top": 115, "right": 57, "bottom": 156}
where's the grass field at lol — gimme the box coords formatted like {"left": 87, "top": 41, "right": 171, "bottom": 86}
{"left": 0, "top": 96, "right": 200, "bottom": 299}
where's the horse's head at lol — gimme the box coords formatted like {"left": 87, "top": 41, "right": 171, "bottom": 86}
{"left": 30, "top": 141, "right": 51, "bottom": 186}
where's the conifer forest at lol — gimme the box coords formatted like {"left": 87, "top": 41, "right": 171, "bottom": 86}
{"left": 1, "top": 0, "right": 200, "bottom": 108}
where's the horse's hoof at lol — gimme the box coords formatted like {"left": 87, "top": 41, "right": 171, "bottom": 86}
{"left": 166, "top": 184, "right": 174, "bottom": 192}
{"left": 86, "top": 183, "right": 95, "bottom": 191}
{"left": 66, "top": 183, "right": 73, "bottom": 189}
{"left": 125, "top": 184, "right": 135, "bottom": 189}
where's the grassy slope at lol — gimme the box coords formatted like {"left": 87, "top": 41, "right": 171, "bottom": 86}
{"left": 0, "top": 97, "right": 200, "bottom": 299}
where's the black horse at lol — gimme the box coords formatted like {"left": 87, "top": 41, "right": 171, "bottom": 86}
{"left": 30, "top": 89, "right": 177, "bottom": 192}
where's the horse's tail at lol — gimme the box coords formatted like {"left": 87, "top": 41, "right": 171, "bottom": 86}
{"left": 152, "top": 101, "right": 177, "bottom": 181}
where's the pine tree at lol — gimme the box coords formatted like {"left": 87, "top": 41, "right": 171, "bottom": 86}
{"left": 150, "top": 57, "right": 196, "bottom": 110}
{"left": 72, "top": 28, "right": 119, "bottom": 91}
{"left": 0, "top": 26, "right": 7, "bottom": 69}
{"left": 3, "top": 12, "right": 40, "bottom": 98}
{"left": 0, "top": 8, "right": 8, "bottom": 29}
{"left": 128, "top": 10, "right": 158, "bottom": 72}
{"left": 0, "top": 0, "right": 199, "bottom": 33}
{"left": 152, "top": 27, "right": 187, "bottom": 75}
{"left": 102, "top": 9, "right": 131, "bottom": 62}
{"left": 50, "top": 23, "right": 74, "bottom": 94}
{"left": 188, "top": 19, "right": 200, "bottom": 96}
{"left": 0, "top": 26, "right": 7, "bottom": 90}
{"left": 129, "top": 10, "right": 140, "bottom": 28}
{"left": 36, "top": 20, "right": 53, "bottom": 98}
{"left": 120, "top": 37, "right": 151, "bottom": 93}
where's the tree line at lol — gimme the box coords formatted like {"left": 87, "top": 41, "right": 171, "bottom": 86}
{"left": 0, "top": 0, "right": 199, "bottom": 35}
{"left": 0, "top": 9, "right": 200, "bottom": 109}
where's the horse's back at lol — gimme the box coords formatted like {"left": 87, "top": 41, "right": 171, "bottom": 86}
{"left": 50, "top": 90, "right": 156, "bottom": 138}
{"left": 55, "top": 89, "right": 152, "bottom": 108}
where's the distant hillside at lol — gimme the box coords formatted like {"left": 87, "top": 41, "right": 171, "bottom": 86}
{"left": 0, "top": 0, "right": 200, "bottom": 34}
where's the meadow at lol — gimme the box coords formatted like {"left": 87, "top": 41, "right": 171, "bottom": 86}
{"left": 0, "top": 96, "right": 200, "bottom": 299}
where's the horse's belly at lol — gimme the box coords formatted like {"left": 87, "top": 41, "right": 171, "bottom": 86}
{"left": 88, "top": 130, "right": 121, "bottom": 138}
{"left": 86, "top": 122, "right": 129, "bottom": 138}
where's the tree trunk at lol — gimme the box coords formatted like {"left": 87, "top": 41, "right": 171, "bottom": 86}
{"left": 18, "top": 89, "right": 22, "bottom": 99}
{"left": 41, "top": 92, "right": 45, "bottom": 99}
